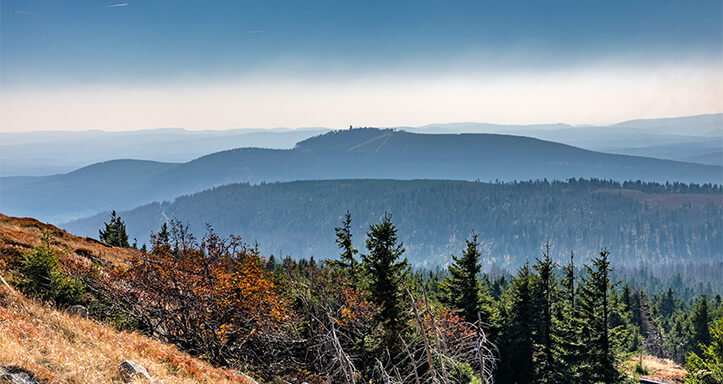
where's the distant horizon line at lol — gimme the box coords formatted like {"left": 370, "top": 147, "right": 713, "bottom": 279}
{"left": 2, "top": 112, "right": 721, "bottom": 135}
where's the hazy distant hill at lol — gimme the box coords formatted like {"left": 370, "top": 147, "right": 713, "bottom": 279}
{"left": 2, "top": 114, "right": 720, "bottom": 177}
{"left": 63, "top": 179, "right": 723, "bottom": 268}
{"left": 683, "top": 150, "right": 723, "bottom": 166}
{"left": 0, "top": 160, "right": 179, "bottom": 221}
{"left": 610, "top": 114, "right": 723, "bottom": 136}
{"left": 0, "top": 127, "right": 328, "bottom": 176}
{"left": 602, "top": 141, "right": 723, "bottom": 167}
{"left": 410, "top": 113, "right": 723, "bottom": 166}
{"left": 2, "top": 128, "right": 721, "bottom": 223}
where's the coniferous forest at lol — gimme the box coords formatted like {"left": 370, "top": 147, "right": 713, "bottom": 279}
{"left": 64, "top": 178, "right": 723, "bottom": 272}
{"left": 7, "top": 210, "right": 721, "bottom": 383}
{"left": 3, "top": 2, "right": 722, "bottom": 383}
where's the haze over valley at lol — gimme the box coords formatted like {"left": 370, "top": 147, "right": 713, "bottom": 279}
{"left": 2, "top": 122, "right": 721, "bottom": 225}
{"left": 2, "top": 114, "right": 721, "bottom": 176}
{"left": 1, "top": 1, "right": 721, "bottom": 383}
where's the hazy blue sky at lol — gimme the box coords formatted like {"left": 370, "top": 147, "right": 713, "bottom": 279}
{"left": 1, "top": 0, "right": 721, "bottom": 131}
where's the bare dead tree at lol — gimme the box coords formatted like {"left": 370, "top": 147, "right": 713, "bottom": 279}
{"left": 289, "top": 268, "right": 369, "bottom": 384}
{"left": 368, "top": 285, "right": 497, "bottom": 384}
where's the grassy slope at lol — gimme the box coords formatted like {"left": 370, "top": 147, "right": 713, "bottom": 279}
{"left": 0, "top": 213, "right": 257, "bottom": 384}
{"left": 623, "top": 355, "right": 686, "bottom": 383}
{"left": 0, "top": 213, "right": 138, "bottom": 269}
{"left": 0, "top": 286, "right": 255, "bottom": 384}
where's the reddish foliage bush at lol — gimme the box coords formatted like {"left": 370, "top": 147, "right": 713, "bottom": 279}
{"left": 106, "top": 221, "right": 288, "bottom": 366}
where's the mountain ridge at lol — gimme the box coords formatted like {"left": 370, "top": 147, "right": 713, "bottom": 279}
{"left": 2, "top": 128, "right": 721, "bottom": 223}
{"left": 3, "top": 114, "right": 721, "bottom": 176}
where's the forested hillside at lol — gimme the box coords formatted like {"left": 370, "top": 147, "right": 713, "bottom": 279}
{"left": 3, "top": 128, "right": 721, "bottom": 223}
{"left": 64, "top": 178, "right": 723, "bottom": 269}
{"left": 4, "top": 213, "right": 721, "bottom": 383}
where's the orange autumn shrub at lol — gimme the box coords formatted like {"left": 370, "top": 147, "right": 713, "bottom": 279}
{"left": 107, "top": 221, "right": 288, "bottom": 368}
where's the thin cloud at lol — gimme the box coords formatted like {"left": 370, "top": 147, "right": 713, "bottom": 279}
{"left": 106, "top": 3, "right": 128, "bottom": 8}
{"left": 15, "top": 10, "right": 33, "bottom": 15}
{"left": 247, "top": 30, "right": 263, "bottom": 34}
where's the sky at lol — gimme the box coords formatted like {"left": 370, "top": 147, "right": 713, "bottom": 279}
{"left": 1, "top": 0, "right": 721, "bottom": 131}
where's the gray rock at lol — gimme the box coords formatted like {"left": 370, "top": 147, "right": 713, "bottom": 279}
{"left": 0, "top": 367, "right": 39, "bottom": 384}
{"left": 68, "top": 305, "right": 88, "bottom": 318}
{"left": 231, "top": 370, "right": 260, "bottom": 384}
{"left": 119, "top": 360, "right": 151, "bottom": 382}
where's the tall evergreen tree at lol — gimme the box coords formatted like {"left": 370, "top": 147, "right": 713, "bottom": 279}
{"left": 578, "top": 249, "right": 621, "bottom": 383}
{"left": 532, "top": 243, "right": 557, "bottom": 383}
{"left": 554, "top": 252, "right": 584, "bottom": 384}
{"left": 158, "top": 222, "right": 170, "bottom": 245}
{"left": 496, "top": 263, "right": 535, "bottom": 384}
{"left": 151, "top": 222, "right": 171, "bottom": 254}
{"left": 334, "top": 210, "right": 358, "bottom": 281}
{"left": 361, "top": 213, "right": 409, "bottom": 337}
{"left": 690, "top": 295, "right": 711, "bottom": 357}
{"left": 99, "top": 210, "right": 130, "bottom": 247}
{"left": 657, "top": 288, "right": 677, "bottom": 321}
{"left": 440, "top": 232, "right": 488, "bottom": 323}
{"left": 686, "top": 317, "right": 723, "bottom": 384}
{"left": 560, "top": 252, "right": 576, "bottom": 313}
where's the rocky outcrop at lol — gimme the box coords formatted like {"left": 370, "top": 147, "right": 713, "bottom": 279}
{"left": 118, "top": 360, "right": 151, "bottom": 382}
{"left": 0, "top": 367, "right": 39, "bottom": 384}
{"left": 68, "top": 305, "right": 88, "bottom": 318}
{"left": 231, "top": 370, "right": 261, "bottom": 384}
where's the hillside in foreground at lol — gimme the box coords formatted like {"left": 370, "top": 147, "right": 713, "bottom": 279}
{"left": 0, "top": 287, "right": 256, "bottom": 384}
{"left": 3, "top": 213, "right": 721, "bottom": 384}
{"left": 0, "top": 214, "right": 257, "bottom": 384}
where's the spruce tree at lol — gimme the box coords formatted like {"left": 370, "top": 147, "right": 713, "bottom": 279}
{"left": 532, "top": 243, "right": 557, "bottom": 383}
{"left": 99, "top": 210, "right": 130, "bottom": 247}
{"left": 440, "top": 232, "right": 488, "bottom": 324}
{"left": 496, "top": 263, "right": 535, "bottom": 384}
{"left": 554, "top": 252, "right": 584, "bottom": 384}
{"left": 361, "top": 213, "right": 409, "bottom": 338}
{"left": 686, "top": 317, "right": 723, "bottom": 384}
{"left": 690, "top": 295, "right": 711, "bottom": 357}
{"left": 151, "top": 222, "right": 171, "bottom": 254}
{"left": 657, "top": 288, "right": 676, "bottom": 320}
{"left": 578, "top": 249, "right": 620, "bottom": 383}
{"left": 334, "top": 211, "right": 358, "bottom": 281}
{"left": 560, "top": 252, "right": 576, "bottom": 314}
{"left": 158, "top": 222, "right": 170, "bottom": 245}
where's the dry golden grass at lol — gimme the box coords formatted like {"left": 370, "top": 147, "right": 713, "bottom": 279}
{"left": 0, "top": 213, "right": 139, "bottom": 270}
{"left": 0, "top": 282, "right": 256, "bottom": 384}
{"left": 624, "top": 354, "right": 686, "bottom": 383}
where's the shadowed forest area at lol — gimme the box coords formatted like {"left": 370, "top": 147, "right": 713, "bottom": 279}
{"left": 64, "top": 178, "right": 723, "bottom": 273}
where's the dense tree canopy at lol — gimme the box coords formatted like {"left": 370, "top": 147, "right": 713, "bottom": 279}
{"left": 72, "top": 178, "right": 723, "bottom": 269}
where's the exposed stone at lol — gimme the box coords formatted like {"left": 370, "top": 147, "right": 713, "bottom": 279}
{"left": 231, "top": 370, "right": 260, "bottom": 384}
{"left": 68, "top": 305, "right": 88, "bottom": 318}
{"left": 119, "top": 360, "right": 151, "bottom": 382}
{"left": 0, "top": 367, "right": 39, "bottom": 384}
